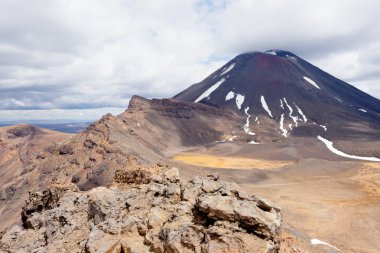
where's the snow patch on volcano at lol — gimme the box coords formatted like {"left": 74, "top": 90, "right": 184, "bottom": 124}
{"left": 235, "top": 94, "right": 245, "bottom": 110}
{"left": 280, "top": 99, "right": 284, "bottom": 110}
{"left": 294, "top": 103, "right": 307, "bottom": 122}
{"left": 303, "top": 76, "right": 320, "bottom": 89}
{"left": 283, "top": 98, "right": 298, "bottom": 126}
{"left": 195, "top": 78, "right": 226, "bottom": 103}
{"left": 266, "top": 50, "right": 277, "bottom": 56}
{"left": 260, "top": 96, "right": 273, "bottom": 117}
{"left": 220, "top": 63, "right": 236, "bottom": 76}
{"left": 279, "top": 114, "right": 288, "bottom": 137}
{"left": 225, "top": 91, "right": 235, "bottom": 101}
{"left": 244, "top": 107, "right": 255, "bottom": 136}
{"left": 358, "top": 108, "right": 367, "bottom": 113}
{"left": 318, "top": 136, "right": 380, "bottom": 162}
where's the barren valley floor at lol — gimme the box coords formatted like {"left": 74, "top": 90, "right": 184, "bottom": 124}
{"left": 172, "top": 140, "right": 380, "bottom": 253}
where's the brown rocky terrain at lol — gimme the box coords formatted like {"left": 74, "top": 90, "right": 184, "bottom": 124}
{"left": 172, "top": 140, "right": 380, "bottom": 253}
{"left": 0, "top": 124, "right": 70, "bottom": 185}
{"left": 0, "top": 96, "right": 379, "bottom": 252}
{"left": 0, "top": 124, "right": 71, "bottom": 233}
{"left": 0, "top": 97, "right": 242, "bottom": 236}
{"left": 0, "top": 167, "right": 284, "bottom": 253}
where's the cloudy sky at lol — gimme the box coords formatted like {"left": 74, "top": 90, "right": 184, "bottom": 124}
{"left": 1, "top": 0, "right": 380, "bottom": 122}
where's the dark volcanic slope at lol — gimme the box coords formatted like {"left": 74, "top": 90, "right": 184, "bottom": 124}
{"left": 174, "top": 50, "right": 380, "bottom": 140}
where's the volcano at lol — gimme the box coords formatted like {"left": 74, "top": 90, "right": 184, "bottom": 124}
{"left": 2, "top": 50, "right": 380, "bottom": 253}
{"left": 174, "top": 50, "right": 380, "bottom": 140}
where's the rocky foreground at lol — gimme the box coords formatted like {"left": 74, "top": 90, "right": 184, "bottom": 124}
{"left": 0, "top": 167, "right": 282, "bottom": 253}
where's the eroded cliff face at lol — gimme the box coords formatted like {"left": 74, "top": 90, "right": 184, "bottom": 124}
{"left": 0, "top": 167, "right": 282, "bottom": 253}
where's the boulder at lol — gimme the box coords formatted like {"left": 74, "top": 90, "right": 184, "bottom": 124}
{"left": 0, "top": 168, "right": 282, "bottom": 253}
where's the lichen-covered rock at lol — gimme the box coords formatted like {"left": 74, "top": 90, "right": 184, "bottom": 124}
{"left": 114, "top": 169, "right": 152, "bottom": 184}
{"left": 0, "top": 168, "right": 282, "bottom": 253}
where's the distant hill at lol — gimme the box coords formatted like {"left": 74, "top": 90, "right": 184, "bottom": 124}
{"left": 0, "top": 122, "right": 91, "bottom": 133}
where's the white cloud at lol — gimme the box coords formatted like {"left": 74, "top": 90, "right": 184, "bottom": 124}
{"left": 0, "top": 0, "right": 379, "bottom": 114}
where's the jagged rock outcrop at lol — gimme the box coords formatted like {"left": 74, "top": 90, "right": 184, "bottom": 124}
{"left": 0, "top": 168, "right": 282, "bottom": 253}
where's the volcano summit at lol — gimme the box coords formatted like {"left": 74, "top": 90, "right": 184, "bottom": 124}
{"left": 175, "top": 50, "right": 380, "bottom": 141}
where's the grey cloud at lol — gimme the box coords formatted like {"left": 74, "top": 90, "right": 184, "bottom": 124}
{"left": 0, "top": 0, "right": 379, "bottom": 112}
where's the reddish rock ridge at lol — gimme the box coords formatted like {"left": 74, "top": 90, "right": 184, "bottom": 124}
{"left": 0, "top": 97, "right": 241, "bottom": 236}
